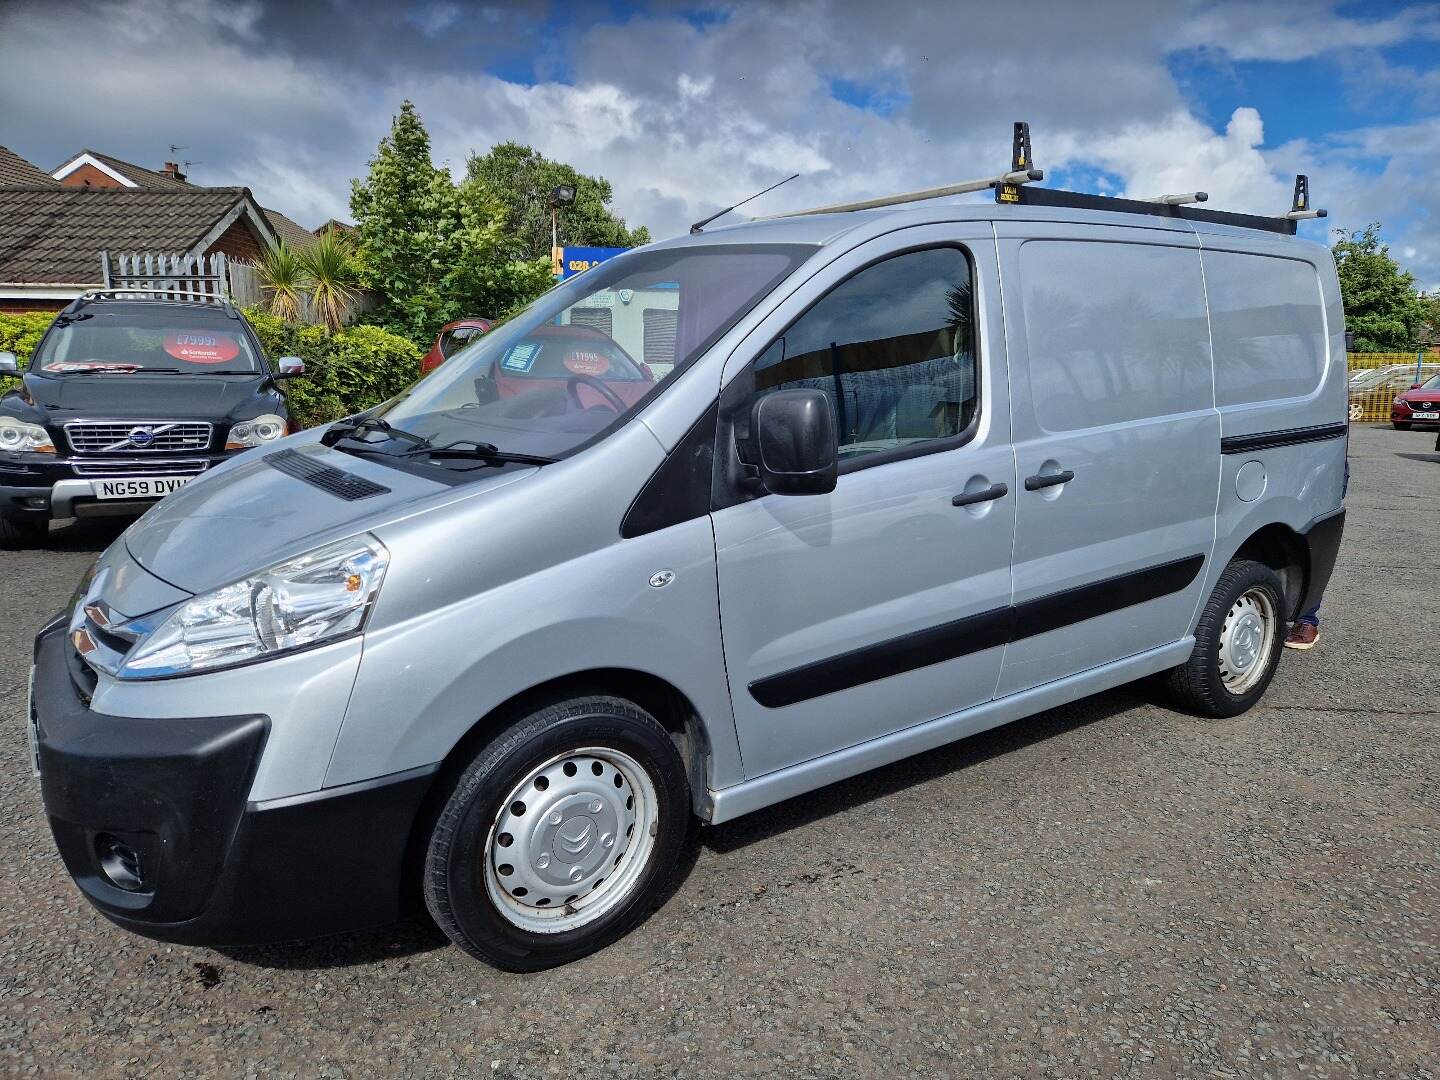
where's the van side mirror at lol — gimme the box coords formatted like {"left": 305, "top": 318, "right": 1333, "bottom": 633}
{"left": 275, "top": 356, "right": 306, "bottom": 378}
{"left": 750, "top": 388, "right": 838, "bottom": 496}
{"left": 1412, "top": 382, "right": 1422, "bottom": 389}
{"left": 0, "top": 351, "right": 18, "bottom": 377}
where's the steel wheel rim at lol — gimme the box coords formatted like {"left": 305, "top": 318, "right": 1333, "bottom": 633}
{"left": 482, "top": 746, "right": 659, "bottom": 934}
{"left": 1217, "top": 586, "right": 1276, "bottom": 695}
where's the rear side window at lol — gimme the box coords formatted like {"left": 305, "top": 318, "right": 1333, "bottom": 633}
{"left": 1019, "top": 240, "right": 1211, "bottom": 431}
{"left": 1203, "top": 251, "right": 1325, "bottom": 407}
{"left": 439, "top": 327, "right": 479, "bottom": 358}
{"left": 751, "top": 246, "right": 977, "bottom": 463}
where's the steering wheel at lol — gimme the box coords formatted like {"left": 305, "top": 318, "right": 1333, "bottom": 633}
{"left": 567, "top": 373, "right": 627, "bottom": 413}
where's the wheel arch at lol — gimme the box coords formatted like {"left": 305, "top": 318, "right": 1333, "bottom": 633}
{"left": 427, "top": 667, "right": 714, "bottom": 819}
{"left": 1226, "top": 521, "right": 1309, "bottom": 620}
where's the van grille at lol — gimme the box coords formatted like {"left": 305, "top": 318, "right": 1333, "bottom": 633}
{"left": 65, "top": 421, "right": 213, "bottom": 453}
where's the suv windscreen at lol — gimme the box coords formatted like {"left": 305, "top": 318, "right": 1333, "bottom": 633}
{"left": 370, "top": 243, "right": 812, "bottom": 462}
{"left": 35, "top": 306, "right": 263, "bottom": 374}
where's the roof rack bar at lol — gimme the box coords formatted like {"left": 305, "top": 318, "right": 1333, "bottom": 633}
{"left": 764, "top": 168, "right": 1042, "bottom": 219}
{"left": 1142, "top": 191, "right": 1209, "bottom": 205}
{"left": 764, "top": 120, "right": 1043, "bottom": 219}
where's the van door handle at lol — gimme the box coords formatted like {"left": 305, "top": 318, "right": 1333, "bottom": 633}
{"left": 952, "top": 482, "right": 1009, "bottom": 506}
{"left": 1024, "top": 469, "right": 1075, "bottom": 491}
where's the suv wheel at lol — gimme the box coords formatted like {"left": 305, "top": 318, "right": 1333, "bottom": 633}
{"left": 1165, "top": 559, "right": 1286, "bottom": 718}
{"left": 0, "top": 516, "right": 47, "bottom": 550}
{"left": 423, "top": 695, "right": 689, "bottom": 971}
{"left": 1393, "top": 421, "right": 1412, "bottom": 430}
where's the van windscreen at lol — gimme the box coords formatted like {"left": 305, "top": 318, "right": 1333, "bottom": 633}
{"left": 370, "top": 243, "right": 813, "bottom": 463}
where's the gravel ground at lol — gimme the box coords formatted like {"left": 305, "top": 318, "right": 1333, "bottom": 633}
{"left": 1, "top": 423, "right": 1436, "bottom": 1079}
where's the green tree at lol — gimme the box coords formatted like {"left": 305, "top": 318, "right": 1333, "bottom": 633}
{"left": 1332, "top": 224, "right": 1428, "bottom": 352}
{"left": 466, "top": 141, "right": 650, "bottom": 261}
{"left": 350, "top": 102, "right": 550, "bottom": 345}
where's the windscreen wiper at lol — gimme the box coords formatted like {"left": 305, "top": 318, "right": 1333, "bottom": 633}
{"left": 399, "top": 439, "right": 555, "bottom": 467}
{"left": 320, "top": 415, "right": 429, "bottom": 448}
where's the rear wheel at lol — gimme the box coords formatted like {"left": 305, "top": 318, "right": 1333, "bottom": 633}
{"left": 1165, "top": 559, "right": 1285, "bottom": 718}
{"left": 0, "top": 515, "right": 46, "bottom": 550}
{"left": 423, "top": 695, "right": 688, "bottom": 971}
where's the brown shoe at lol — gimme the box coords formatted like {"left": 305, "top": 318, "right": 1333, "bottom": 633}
{"left": 1284, "top": 622, "right": 1319, "bottom": 650}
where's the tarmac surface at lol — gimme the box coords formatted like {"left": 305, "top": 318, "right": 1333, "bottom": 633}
{"left": 1, "top": 422, "right": 1436, "bottom": 1078}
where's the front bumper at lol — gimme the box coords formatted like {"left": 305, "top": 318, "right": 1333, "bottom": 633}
{"left": 0, "top": 451, "right": 236, "bottom": 520}
{"left": 32, "top": 621, "right": 436, "bottom": 946}
{"left": 1393, "top": 405, "right": 1440, "bottom": 427}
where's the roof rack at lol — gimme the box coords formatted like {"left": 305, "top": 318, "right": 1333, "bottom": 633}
{"left": 767, "top": 122, "right": 1326, "bottom": 236}
{"left": 69, "top": 289, "right": 237, "bottom": 318}
{"left": 763, "top": 121, "right": 1043, "bottom": 219}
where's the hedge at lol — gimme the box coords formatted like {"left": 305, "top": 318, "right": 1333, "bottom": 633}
{"left": 237, "top": 309, "right": 423, "bottom": 428}
{"left": 0, "top": 309, "right": 420, "bottom": 429}
{"left": 0, "top": 311, "right": 55, "bottom": 369}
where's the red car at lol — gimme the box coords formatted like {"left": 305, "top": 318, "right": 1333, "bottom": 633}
{"left": 473, "top": 324, "right": 655, "bottom": 413}
{"left": 421, "top": 317, "right": 494, "bottom": 375}
{"left": 1392, "top": 371, "right": 1440, "bottom": 430}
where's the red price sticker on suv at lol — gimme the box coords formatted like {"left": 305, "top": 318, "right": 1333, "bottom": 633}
{"left": 164, "top": 332, "right": 240, "bottom": 365}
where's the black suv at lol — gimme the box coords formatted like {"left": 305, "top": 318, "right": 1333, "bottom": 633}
{"left": 0, "top": 293, "right": 304, "bottom": 548}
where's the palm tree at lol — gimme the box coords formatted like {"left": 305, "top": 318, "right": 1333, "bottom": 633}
{"left": 297, "top": 230, "right": 361, "bottom": 333}
{"left": 252, "top": 239, "right": 307, "bottom": 323}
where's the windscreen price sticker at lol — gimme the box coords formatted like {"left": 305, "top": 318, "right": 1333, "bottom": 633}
{"left": 164, "top": 332, "right": 239, "bottom": 364}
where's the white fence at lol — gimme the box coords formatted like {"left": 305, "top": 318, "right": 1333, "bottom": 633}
{"left": 101, "top": 251, "right": 230, "bottom": 301}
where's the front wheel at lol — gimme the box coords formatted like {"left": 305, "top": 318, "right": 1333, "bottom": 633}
{"left": 1165, "top": 559, "right": 1286, "bottom": 718}
{"left": 423, "top": 695, "right": 689, "bottom": 971}
{"left": 1393, "top": 421, "right": 1412, "bottom": 431}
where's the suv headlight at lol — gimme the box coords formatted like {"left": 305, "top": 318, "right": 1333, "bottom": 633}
{"left": 226, "top": 413, "right": 288, "bottom": 449}
{"left": 118, "top": 535, "right": 389, "bottom": 679}
{"left": 0, "top": 417, "right": 55, "bottom": 453}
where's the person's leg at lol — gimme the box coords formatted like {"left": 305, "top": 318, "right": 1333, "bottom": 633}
{"left": 1285, "top": 601, "right": 1320, "bottom": 650}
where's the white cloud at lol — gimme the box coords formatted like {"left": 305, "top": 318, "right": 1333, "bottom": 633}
{"left": 1176, "top": 0, "right": 1440, "bottom": 61}
{"left": 0, "top": 0, "right": 1434, "bottom": 282}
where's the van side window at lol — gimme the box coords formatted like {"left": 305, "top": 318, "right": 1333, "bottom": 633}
{"left": 1203, "top": 251, "right": 1326, "bottom": 406}
{"left": 1019, "top": 241, "right": 1211, "bottom": 431}
{"left": 751, "top": 247, "right": 977, "bottom": 463}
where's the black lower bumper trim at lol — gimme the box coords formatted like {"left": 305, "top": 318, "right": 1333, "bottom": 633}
{"left": 32, "top": 622, "right": 438, "bottom": 946}
{"left": 1299, "top": 507, "right": 1345, "bottom": 616}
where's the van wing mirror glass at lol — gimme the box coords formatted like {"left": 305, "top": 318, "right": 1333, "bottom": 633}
{"left": 0, "top": 351, "right": 18, "bottom": 376}
{"left": 276, "top": 356, "right": 306, "bottom": 378}
{"left": 751, "top": 388, "right": 838, "bottom": 496}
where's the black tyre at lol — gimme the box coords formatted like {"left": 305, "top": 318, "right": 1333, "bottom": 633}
{"left": 1393, "top": 422, "right": 1412, "bottom": 431}
{"left": 423, "top": 695, "right": 689, "bottom": 971}
{"left": 1165, "top": 559, "right": 1286, "bottom": 718}
{"left": 0, "top": 515, "right": 46, "bottom": 550}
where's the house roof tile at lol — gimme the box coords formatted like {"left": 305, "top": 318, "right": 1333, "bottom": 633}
{"left": 0, "top": 186, "right": 251, "bottom": 284}
{"left": 263, "top": 207, "right": 318, "bottom": 248}
{"left": 54, "top": 149, "right": 194, "bottom": 190}
{"left": 0, "top": 146, "right": 59, "bottom": 188}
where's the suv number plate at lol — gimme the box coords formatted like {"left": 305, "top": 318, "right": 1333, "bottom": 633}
{"left": 94, "top": 476, "right": 191, "bottom": 499}
{"left": 1411, "top": 411, "right": 1438, "bottom": 420}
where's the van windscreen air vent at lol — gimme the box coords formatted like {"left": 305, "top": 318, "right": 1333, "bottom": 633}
{"left": 264, "top": 448, "right": 390, "bottom": 500}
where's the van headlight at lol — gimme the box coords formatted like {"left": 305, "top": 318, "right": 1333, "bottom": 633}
{"left": 0, "top": 417, "right": 55, "bottom": 454}
{"left": 226, "top": 413, "right": 287, "bottom": 449}
{"left": 117, "top": 535, "right": 389, "bottom": 679}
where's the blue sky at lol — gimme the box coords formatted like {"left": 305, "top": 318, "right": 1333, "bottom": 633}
{"left": 1, "top": 0, "right": 1436, "bottom": 285}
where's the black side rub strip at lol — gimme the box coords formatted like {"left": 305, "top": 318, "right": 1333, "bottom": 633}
{"left": 1220, "top": 423, "right": 1347, "bottom": 455}
{"left": 749, "top": 554, "right": 1205, "bottom": 708}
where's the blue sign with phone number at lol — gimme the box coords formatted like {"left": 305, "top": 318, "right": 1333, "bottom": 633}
{"left": 560, "top": 246, "right": 628, "bottom": 279}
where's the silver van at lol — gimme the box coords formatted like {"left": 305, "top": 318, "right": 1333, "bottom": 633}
{"left": 31, "top": 185, "right": 1346, "bottom": 971}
